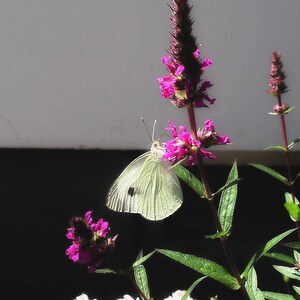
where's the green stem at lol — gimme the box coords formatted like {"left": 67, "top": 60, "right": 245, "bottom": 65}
{"left": 187, "top": 107, "right": 250, "bottom": 300}
{"left": 277, "top": 95, "right": 300, "bottom": 239}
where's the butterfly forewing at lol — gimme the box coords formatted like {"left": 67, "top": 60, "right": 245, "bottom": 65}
{"left": 106, "top": 152, "right": 150, "bottom": 213}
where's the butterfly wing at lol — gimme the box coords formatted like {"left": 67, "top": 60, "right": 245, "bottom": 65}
{"left": 135, "top": 154, "right": 183, "bottom": 221}
{"left": 106, "top": 152, "right": 150, "bottom": 214}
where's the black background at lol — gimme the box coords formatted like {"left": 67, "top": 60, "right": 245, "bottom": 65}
{"left": 0, "top": 149, "right": 298, "bottom": 300}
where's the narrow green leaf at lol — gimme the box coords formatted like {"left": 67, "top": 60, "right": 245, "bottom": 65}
{"left": 263, "top": 252, "right": 294, "bottom": 264}
{"left": 245, "top": 267, "right": 265, "bottom": 300}
{"left": 132, "top": 250, "right": 156, "bottom": 268}
{"left": 134, "top": 265, "right": 150, "bottom": 299}
{"left": 242, "top": 228, "right": 296, "bottom": 279}
{"left": 273, "top": 265, "right": 300, "bottom": 281}
{"left": 284, "top": 203, "right": 300, "bottom": 221}
{"left": 182, "top": 276, "right": 207, "bottom": 300}
{"left": 213, "top": 178, "right": 241, "bottom": 198}
{"left": 157, "top": 249, "right": 240, "bottom": 290}
{"left": 292, "top": 172, "right": 300, "bottom": 184}
{"left": 293, "top": 285, "right": 300, "bottom": 295}
{"left": 218, "top": 161, "right": 238, "bottom": 235}
{"left": 294, "top": 251, "right": 300, "bottom": 263}
{"left": 249, "top": 163, "right": 290, "bottom": 186}
{"left": 284, "top": 105, "right": 296, "bottom": 114}
{"left": 264, "top": 145, "right": 286, "bottom": 151}
{"left": 95, "top": 268, "right": 120, "bottom": 274}
{"left": 205, "top": 231, "right": 227, "bottom": 239}
{"left": 173, "top": 164, "right": 206, "bottom": 198}
{"left": 262, "top": 291, "right": 295, "bottom": 300}
{"left": 288, "top": 137, "right": 300, "bottom": 149}
{"left": 283, "top": 242, "right": 300, "bottom": 250}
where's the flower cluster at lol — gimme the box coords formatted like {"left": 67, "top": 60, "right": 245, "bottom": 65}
{"left": 157, "top": 0, "right": 215, "bottom": 108}
{"left": 66, "top": 211, "right": 116, "bottom": 273}
{"left": 157, "top": 50, "right": 215, "bottom": 108}
{"left": 116, "top": 290, "right": 195, "bottom": 300}
{"left": 163, "top": 120, "right": 230, "bottom": 165}
{"left": 269, "top": 51, "right": 288, "bottom": 96}
{"left": 272, "top": 103, "right": 290, "bottom": 115}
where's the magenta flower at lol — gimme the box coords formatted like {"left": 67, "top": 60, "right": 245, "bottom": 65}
{"left": 66, "top": 211, "right": 116, "bottom": 273}
{"left": 164, "top": 120, "right": 230, "bottom": 165}
{"left": 158, "top": 49, "right": 215, "bottom": 108}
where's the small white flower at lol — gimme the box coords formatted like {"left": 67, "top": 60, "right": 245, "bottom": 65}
{"left": 74, "top": 293, "right": 97, "bottom": 300}
{"left": 116, "top": 295, "right": 139, "bottom": 300}
{"left": 164, "top": 290, "right": 195, "bottom": 300}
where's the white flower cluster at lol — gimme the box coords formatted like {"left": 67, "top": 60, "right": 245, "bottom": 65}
{"left": 74, "top": 290, "right": 195, "bottom": 300}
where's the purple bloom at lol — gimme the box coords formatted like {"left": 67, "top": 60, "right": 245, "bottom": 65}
{"left": 66, "top": 211, "right": 116, "bottom": 272}
{"left": 164, "top": 120, "right": 230, "bottom": 165}
{"left": 268, "top": 51, "right": 288, "bottom": 96}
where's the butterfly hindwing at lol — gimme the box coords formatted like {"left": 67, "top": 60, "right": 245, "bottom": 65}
{"left": 135, "top": 154, "right": 183, "bottom": 221}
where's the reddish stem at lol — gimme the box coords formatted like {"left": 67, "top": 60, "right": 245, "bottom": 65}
{"left": 187, "top": 107, "right": 250, "bottom": 300}
{"left": 277, "top": 95, "right": 300, "bottom": 239}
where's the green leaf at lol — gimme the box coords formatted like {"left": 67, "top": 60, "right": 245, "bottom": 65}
{"left": 273, "top": 265, "right": 300, "bottom": 281}
{"left": 263, "top": 252, "right": 295, "bottom": 264}
{"left": 95, "top": 268, "right": 120, "bottom": 274}
{"left": 262, "top": 291, "right": 296, "bottom": 300}
{"left": 218, "top": 161, "right": 238, "bottom": 235}
{"left": 293, "top": 285, "right": 300, "bottom": 295}
{"left": 285, "top": 193, "right": 300, "bottom": 221}
{"left": 205, "top": 231, "right": 227, "bottom": 239}
{"left": 132, "top": 250, "right": 156, "bottom": 268}
{"left": 213, "top": 179, "right": 241, "bottom": 198}
{"left": 285, "top": 203, "right": 300, "bottom": 221}
{"left": 157, "top": 249, "right": 240, "bottom": 290}
{"left": 173, "top": 164, "right": 206, "bottom": 198}
{"left": 249, "top": 163, "right": 290, "bottom": 186}
{"left": 285, "top": 192, "right": 300, "bottom": 205}
{"left": 134, "top": 265, "right": 150, "bottom": 299}
{"left": 288, "top": 137, "right": 300, "bottom": 149}
{"left": 283, "top": 242, "right": 300, "bottom": 250}
{"left": 242, "top": 228, "right": 296, "bottom": 279}
{"left": 292, "top": 172, "right": 300, "bottom": 184}
{"left": 182, "top": 276, "right": 207, "bottom": 300}
{"left": 245, "top": 267, "right": 265, "bottom": 300}
{"left": 264, "top": 145, "right": 286, "bottom": 151}
{"left": 284, "top": 105, "right": 296, "bottom": 114}
{"left": 294, "top": 250, "right": 300, "bottom": 263}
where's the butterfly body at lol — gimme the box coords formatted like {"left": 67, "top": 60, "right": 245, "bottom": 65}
{"left": 106, "top": 141, "right": 183, "bottom": 221}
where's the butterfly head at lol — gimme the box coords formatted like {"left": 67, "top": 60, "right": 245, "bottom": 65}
{"left": 151, "top": 141, "right": 165, "bottom": 159}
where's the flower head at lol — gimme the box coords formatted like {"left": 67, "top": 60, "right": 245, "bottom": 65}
{"left": 66, "top": 211, "right": 116, "bottom": 273}
{"left": 163, "top": 290, "right": 195, "bottom": 300}
{"left": 157, "top": 0, "right": 215, "bottom": 108}
{"left": 268, "top": 51, "right": 288, "bottom": 96}
{"left": 164, "top": 120, "right": 230, "bottom": 165}
{"left": 272, "top": 103, "right": 289, "bottom": 115}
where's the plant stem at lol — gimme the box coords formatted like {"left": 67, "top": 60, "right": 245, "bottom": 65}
{"left": 276, "top": 95, "right": 300, "bottom": 239}
{"left": 187, "top": 107, "right": 250, "bottom": 300}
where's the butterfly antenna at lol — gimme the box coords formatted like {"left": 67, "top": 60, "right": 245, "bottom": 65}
{"left": 152, "top": 120, "right": 157, "bottom": 142}
{"left": 141, "top": 117, "right": 153, "bottom": 142}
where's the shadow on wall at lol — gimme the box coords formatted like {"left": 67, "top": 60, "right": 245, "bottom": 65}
{"left": 0, "top": 149, "right": 297, "bottom": 300}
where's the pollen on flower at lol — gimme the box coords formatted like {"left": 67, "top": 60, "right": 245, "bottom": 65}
{"left": 66, "top": 211, "right": 116, "bottom": 272}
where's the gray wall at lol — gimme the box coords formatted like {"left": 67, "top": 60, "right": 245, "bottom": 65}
{"left": 0, "top": 0, "right": 300, "bottom": 154}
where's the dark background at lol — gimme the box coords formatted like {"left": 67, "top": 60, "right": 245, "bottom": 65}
{"left": 0, "top": 149, "right": 298, "bottom": 300}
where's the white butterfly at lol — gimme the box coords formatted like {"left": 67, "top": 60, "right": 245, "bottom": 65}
{"left": 106, "top": 140, "right": 183, "bottom": 221}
